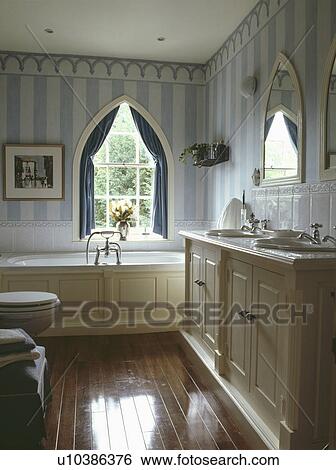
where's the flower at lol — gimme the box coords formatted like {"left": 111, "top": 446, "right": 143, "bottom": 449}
{"left": 110, "top": 199, "right": 134, "bottom": 223}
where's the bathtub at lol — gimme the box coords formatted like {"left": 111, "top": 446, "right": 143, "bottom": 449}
{"left": 3, "top": 251, "right": 185, "bottom": 269}
{"left": 0, "top": 251, "right": 185, "bottom": 335}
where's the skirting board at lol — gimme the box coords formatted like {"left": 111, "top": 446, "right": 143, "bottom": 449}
{"left": 178, "top": 330, "right": 278, "bottom": 450}
{"left": 40, "top": 322, "right": 180, "bottom": 337}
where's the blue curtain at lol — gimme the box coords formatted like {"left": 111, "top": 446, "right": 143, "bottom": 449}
{"left": 79, "top": 107, "right": 119, "bottom": 238}
{"left": 130, "top": 108, "right": 168, "bottom": 238}
{"left": 265, "top": 115, "right": 275, "bottom": 140}
{"left": 283, "top": 115, "right": 298, "bottom": 151}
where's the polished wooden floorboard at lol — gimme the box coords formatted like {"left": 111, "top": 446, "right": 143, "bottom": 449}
{"left": 40, "top": 333, "right": 251, "bottom": 450}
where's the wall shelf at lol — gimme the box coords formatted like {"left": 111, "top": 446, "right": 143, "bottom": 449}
{"left": 194, "top": 144, "right": 230, "bottom": 168}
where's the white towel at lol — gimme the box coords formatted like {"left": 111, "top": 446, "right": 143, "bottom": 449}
{"left": 217, "top": 198, "right": 243, "bottom": 229}
{"left": 0, "top": 329, "right": 26, "bottom": 345}
{"left": 0, "top": 348, "right": 40, "bottom": 368}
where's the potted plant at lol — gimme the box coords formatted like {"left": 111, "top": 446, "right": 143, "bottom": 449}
{"left": 179, "top": 143, "right": 210, "bottom": 166}
{"left": 110, "top": 200, "right": 134, "bottom": 241}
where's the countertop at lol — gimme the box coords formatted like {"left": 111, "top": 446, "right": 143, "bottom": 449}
{"left": 179, "top": 230, "right": 336, "bottom": 268}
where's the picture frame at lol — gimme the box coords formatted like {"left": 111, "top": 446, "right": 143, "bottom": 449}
{"left": 3, "top": 144, "right": 64, "bottom": 200}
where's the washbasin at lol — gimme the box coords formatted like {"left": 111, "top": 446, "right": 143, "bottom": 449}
{"left": 205, "top": 228, "right": 302, "bottom": 239}
{"left": 206, "top": 229, "right": 265, "bottom": 238}
{"left": 253, "top": 238, "right": 336, "bottom": 252}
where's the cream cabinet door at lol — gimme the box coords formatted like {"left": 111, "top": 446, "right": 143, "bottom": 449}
{"left": 202, "top": 247, "right": 221, "bottom": 352}
{"left": 188, "top": 244, "right": 203, "bottom": 338}
{"left": 250, "top": 267, "right": 286, "bottom": 438}
{"left": 225, "top": 259, "right": 252, "bottom": 395}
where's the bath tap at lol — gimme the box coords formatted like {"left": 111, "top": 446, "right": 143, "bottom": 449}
{"left": 86, "top": 230, "right": 122, "bottom": 264}
{"left": 94, "top": 243, "right": 122, "bottom": 265}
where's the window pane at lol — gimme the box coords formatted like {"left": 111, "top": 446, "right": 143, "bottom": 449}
{"left": 109, "top": 198, "right": 137, "bottom": 227}
{"left": 140, "top": 168, "right": 154, "bottom": 196}
{"left": 94, "top": 166, "right": 107, "bottom": 196}
{"left": 109, "top": 134, "right": 136, "bottom": 163}
{"left": 139, "top": 199, "right": 152, "bottom": 228}
{"left": 95, "top": 199, "right": 106, "bottom": 228}
{"left": 94, "top": 145, "right": 106, "bottom": 164}
{"left": 109, "top": 167, "right": 136, "bottom": 196}
{"left": 139, "top": 140, "right": 154, "bottom": 165}
{"left": 111, "top": 103, "right": 135, "bottom": 132}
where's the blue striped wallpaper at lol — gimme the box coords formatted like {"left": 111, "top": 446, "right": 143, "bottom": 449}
{"left": 0, "top": 74, "right": 205, "bottom": 223}
{"left": 0, "top": 0, "right": 335, "bottom": 230}
{"left": 203, "top": 0, "right": 336, "bottom": 221}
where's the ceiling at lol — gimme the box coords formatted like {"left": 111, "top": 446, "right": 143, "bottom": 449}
{"left": 0, "top": 0, "right": 258, "bottom": 63}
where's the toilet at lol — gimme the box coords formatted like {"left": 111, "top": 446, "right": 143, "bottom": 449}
{"left": 0, "top": 291, "right": 60, "bottom": 336}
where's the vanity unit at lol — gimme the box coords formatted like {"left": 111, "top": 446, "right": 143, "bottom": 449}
{"left": 180, "top": 230, "right": 336, "bottom": 450}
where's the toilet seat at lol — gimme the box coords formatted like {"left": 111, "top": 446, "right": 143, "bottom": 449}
{"left": 0, "top": 291, "right": 58, "bottom": 308}
{"left": 0, "top": 291, "right": 60, "bottom": 335}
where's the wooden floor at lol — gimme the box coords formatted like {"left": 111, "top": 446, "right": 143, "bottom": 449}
{"left": 40, "top": 333, "right": 251, "bottom": 450}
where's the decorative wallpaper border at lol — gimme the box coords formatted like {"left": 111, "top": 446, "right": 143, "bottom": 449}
{"left": 0, "top": 50, "right": 206, "bottom": 83}
{"left": 0, "top": 220, "right": 214, "bottom": 229}
{"left": 204, "top": 0, "right": 288, "bottom": 80}
{"left": 252, "top": 181, "right": 336, "bottom": 196}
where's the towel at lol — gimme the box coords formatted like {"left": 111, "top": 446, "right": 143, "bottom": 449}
{"left": 0, "top": 329, "right": 26, "bottom": 345}
{"left": 0, "top": 329, "right": 36, "bottom": 355}
{"left": 217, "top": 198, "right": 242, "bottom": 229}
{"left": 0, "top": 348, "right": 40, "bottom": 369}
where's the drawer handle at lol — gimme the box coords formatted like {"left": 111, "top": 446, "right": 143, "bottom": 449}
{"left": 198, "top": 280, "right": 206, "bottom": 287}
{"left": 194, "top": 279, "right": 200, "bottom": 285}
{"left": 238, "top": 310, "right": 256, "bottom": 322}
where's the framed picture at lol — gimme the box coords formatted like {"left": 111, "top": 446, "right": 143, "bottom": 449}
{"left": 3, "top": 144, "right": 64, "bottom": 200}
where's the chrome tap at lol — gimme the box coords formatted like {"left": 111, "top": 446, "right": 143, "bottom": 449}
{"left": 322, "top": 226, "right": 336, "bottom": 246}
{"left": 310, "top": 223, "right": 323, "bottom": 244}
{"left": 94, "top": 243, "right": 122, "bottom": 265}
{"left": 86, "top": 230, "right": 122, "bottom": 265}
{"left": 261, "top": 219, "right": 270, "bottom": 230}
{"left": 247, "top": 213, "right": 260, "bottom": 231}
{"left": 298, "top": 223, "right": 323, "bottom": 245}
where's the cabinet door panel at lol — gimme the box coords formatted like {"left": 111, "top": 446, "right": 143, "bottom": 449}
{"left": 225, "top": 259, "right": 252, "bottom": 394}
{"left": 188, "top": 244, "right": 203, "bottom": 336}
{"left": 251, "top": 267, "right": 285, "bottom": 437}
{"left": 202, "top": 248, "right": 220, "bottom": 350}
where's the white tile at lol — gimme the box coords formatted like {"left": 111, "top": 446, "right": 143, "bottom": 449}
{"left": 0, "top": 226, "right": 14, "bottom": 252}
{"left": 310, "top": 192, "right": 330, "bottom": 238}
{"left": 278, "top": 196, "right": 293, "bottom": 229}
{"left": 14, "top": 225, "right": 35, "bottom": 252}
{"left": 34, "top": 225, "right": 54, "bottom": 252}
{"left": 53, "top": 224, "right": 73, "bottom": 251}
{"left": 293, "top": 194, "right": 310, "bottom": 231}
{"left": 265, "top": 196, "right": 279, "bottom": 229}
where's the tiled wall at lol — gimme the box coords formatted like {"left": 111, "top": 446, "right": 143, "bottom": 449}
{"left": 0, "top": 220, "right": 214, "bottom": 253}
{"left": 251, "top": 182, "right": 336, "bottom": 237}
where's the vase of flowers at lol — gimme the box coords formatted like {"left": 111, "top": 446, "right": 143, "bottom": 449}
{"left": 110, "top": 200, "right": 134, "bottom": 241}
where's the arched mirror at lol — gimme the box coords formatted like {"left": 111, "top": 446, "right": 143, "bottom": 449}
{"left": 320, "top": 36, "right": 336, "bottom": 181}
{"left": 261, "top": 52, "right": 304, "bottom": 185}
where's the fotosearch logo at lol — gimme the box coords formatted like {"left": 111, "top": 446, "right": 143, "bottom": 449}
{"left": 51, "top": 300, "right": 314, "bottom": 329}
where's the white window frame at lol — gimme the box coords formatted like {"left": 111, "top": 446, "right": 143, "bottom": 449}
{"left": 72, "top": 95, "right": 174, "bottom": 243}
{"left": 93, "top": 123, "right": 155, "bottom": 232}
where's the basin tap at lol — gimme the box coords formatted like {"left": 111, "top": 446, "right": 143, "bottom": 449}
{"left": 310, "top": 223, "right": 323, "bottom": 244}
{"left": 261, "top": 219, "right": 270, "bottom": 230}
{"left": 298, "top": 232, "right": 319, "bottom": 245}
{"left": 322, "top": 226, "right": 336, "bottom": 246}
{"left": 247, "top": 213, "right": 260, "bottom": 230}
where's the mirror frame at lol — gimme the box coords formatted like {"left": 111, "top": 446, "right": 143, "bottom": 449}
{"left": 320, "top": 35, "right": 336, "bottom": 181}
{"left": 261, "top": 52, "right": 304, "bottom": 186}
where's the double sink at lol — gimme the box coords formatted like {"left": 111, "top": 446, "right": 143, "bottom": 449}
{"left": 205, "top": 229, "right": 336, "bottom": 253}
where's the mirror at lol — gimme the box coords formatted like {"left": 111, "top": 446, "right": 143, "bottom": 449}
{"left": 321, "top": 36, "right": 336, "bottom": 180}
{"left": 261, "top": 52, "right": 303, "bottom": 185}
